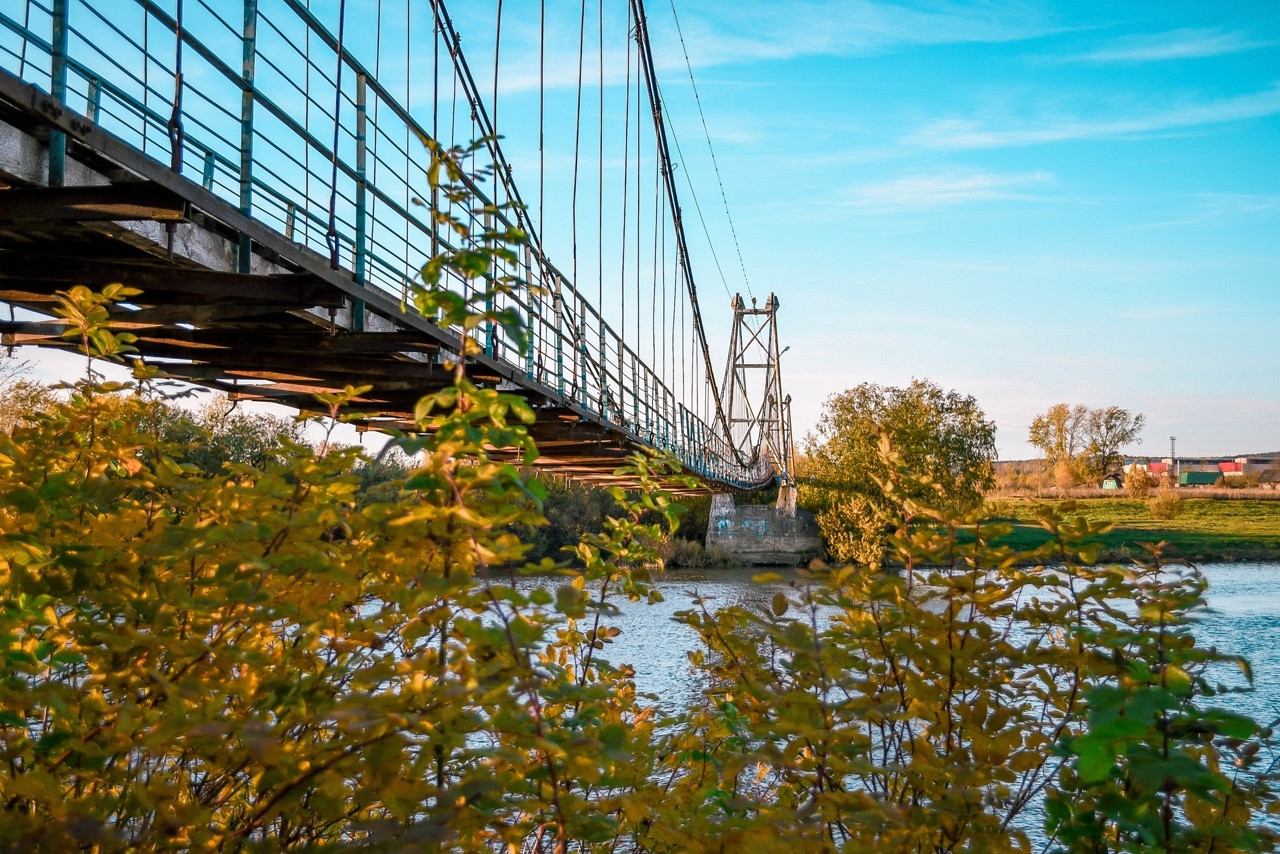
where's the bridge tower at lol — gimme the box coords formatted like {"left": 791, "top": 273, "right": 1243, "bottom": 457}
{"left": 721, "top": 293, "right": 795, "bottom": 488}
{"left": 707, "top": 294, "right": 819, "bottom": 564}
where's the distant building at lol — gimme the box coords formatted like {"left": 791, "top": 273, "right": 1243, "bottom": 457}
{"left": 1101, "top": 472, "right": 1124, "bottom": 490}
{"left": 1179, "top": 471, "right": 1220, "bottom": 488}
{"left": 1220, "top": 461, "right": 1244, "bottom": 477}
{"left": 1239, "top": 457, "right": 1280, "bottom": 475}
{"left": 1261, "top": 470, "right": 1280, "bottom": 491}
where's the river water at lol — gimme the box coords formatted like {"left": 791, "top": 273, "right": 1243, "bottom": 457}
{"left": 591, "top": 563, "right": 1280, "bottom": 725}
{"left": 523, "top": 563, "right": 1280, "bottom": 845}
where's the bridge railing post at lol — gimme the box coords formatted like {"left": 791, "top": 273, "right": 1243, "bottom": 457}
{"left": 524, "top": 246, "right": 536, "bottom": 380}
{"left": 696, "top": 419, "right": 703, "bottom": 475}
{"left": 48, "top": 0, "right": 69, "bottom": 187}
{"left": 198, "top": 149, "right": 215, "bottom": 191}
{"left": 598, "top": 317, "right": 606, "bottom": 415}
{"left": 553, "top": 283, "right": 565, "bottom": 397}
{"left": 85, "top": 76, "right": 102, "bottom": 124}
{"left": 663, "top": 396, "right": 670, "bottom": 451}
{"left": 677, "top": 404, "right": 685, "bottom": 465}
{"left": 353, "top": 71, "right": 368, "bottom": 331}
{"left": 577, "top": 306, "right": 587, "bottom": 409}
{"left": 484, "top": 211, "right": 495, "bottom": 356}
{"left": 631, "top": 354, "right": 639, "bottom": 429}
{"left": 238, "top": 0, "right": 258, "bottom": 274}
{"left": 644, "top": 376, "right": 652, "bottom": 445}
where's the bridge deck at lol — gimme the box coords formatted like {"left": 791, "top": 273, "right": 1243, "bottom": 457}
{"left": 0, "top": 71, "right": 713, "bottom": 493}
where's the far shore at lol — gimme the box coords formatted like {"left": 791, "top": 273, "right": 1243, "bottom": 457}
{"left": 988, "top": 487, "right": 1280, "bottom": 501}
{"left": 986, "top": 497, "right": 1280, "bottom": 564}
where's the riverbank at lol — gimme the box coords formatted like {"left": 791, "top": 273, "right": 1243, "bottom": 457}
{"left": 990, "top": 498, "right": 1280, "bottom": 563}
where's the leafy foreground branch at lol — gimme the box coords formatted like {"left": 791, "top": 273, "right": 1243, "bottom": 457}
{"left": 1, "top": 143, "right": 1277, "bottom": 851}
{"left": 2, "top": 301, "right": 1275, "bottom": 853}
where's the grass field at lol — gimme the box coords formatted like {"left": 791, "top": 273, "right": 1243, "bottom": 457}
{"left": 987, "top": 498, "right": 1280, "bottom": 564}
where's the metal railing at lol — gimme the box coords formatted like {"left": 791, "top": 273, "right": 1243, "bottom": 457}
{"left": 0, "top": 0, "right": 773, "bottom": 488}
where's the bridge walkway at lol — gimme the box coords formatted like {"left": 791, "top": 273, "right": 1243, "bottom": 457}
{"left": 0, "top": 70, "right": 706, "bottom": 491}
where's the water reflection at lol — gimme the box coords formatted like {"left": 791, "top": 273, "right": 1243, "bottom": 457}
{"left": 575, "top": 562, "right": 1280, "bottom": 722}
{"left": 525, "top": 562, "right": 1280, "bottom": 846}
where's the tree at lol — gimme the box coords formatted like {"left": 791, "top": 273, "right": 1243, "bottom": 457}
{"left": 799, "top": 379, "right": 996, "bottom": 565}
{"left": 3, "top": 284, "right": 1274, "bottom": 849}
{"left": 1029, "top": 403, "right": 1090, "bottom": 468}
{"left": 1084, "top": 405, "right": 1145, "bottom": 477}
{"left": 147, "top": 393, "right": 307, "bottom": 476}
{"left": 3, "top": 137, "right": 1273, "bottom": 850}
{"left": 0, "top": 142, "right": 688, "bottom": 850}
{"left": 1029, "top": 402, "right": 1091, "bottom": 487}
{"left": 1125, "top": 463, "right": 1152, "bottom": 498}
{"left": 518, "top": 474, "right": 622, "bottom": 562}
{"left": 1029, "top": 403, "right": 1145, "bottom": 485}
{"left": 670, "top": 462, "right": 1277, "bottom": 852}
{"left": 0, "top": 357, "right": 58, "bottom": 434}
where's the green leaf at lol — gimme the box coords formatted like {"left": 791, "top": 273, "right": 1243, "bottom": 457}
{"left": 1074, "top": 740, "right": 1116, "bottom": 783}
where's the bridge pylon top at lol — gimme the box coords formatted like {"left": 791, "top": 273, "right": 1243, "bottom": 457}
{"left": 721, "top": 292, "right": 795, "bottom": 487}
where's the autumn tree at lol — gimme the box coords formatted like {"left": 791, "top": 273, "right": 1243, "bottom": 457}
{"left": 1083, "top": 405, "right": 1145, "bottom": 477}
{"left": 1125, "top": 462, "right": 1152, "bottom": 498}
{"left": 1029, "top": 403, "right": 1145, "bottom": 484}
{"left": 2, "top": 137, "right": 1274, "bottom": 851}
{"left": 133, "top": 393, "right": 307, "bottom": 475}
{"left": 1028, "top": 402, "right": 1090, "bottom": 487}
{"left": 0, "top": 357, "right": 58, "bottom": 434}
{"left": 0, "top": 139, "right": 686, "bottom": 851}
{"left": 2, "top": 284, "right": 1274, "bottom": 850}
{"left": 799, "top": 379, "right": 996, "bottom": 564}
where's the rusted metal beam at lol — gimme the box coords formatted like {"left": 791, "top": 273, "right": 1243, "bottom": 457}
{"left": 112, "top": 303, "right": 306, "bottom": 324}
{"left": 132, "top": 328, "right": 439, "bottom": 355}
{"left": 0, "top": 184, "right": 188, "bottom": 223}
{"left": 0, "top": 253, "right": 342, "bottom": 306}
{"left": 145, "top": 354, "right": 451, "bottom": 388}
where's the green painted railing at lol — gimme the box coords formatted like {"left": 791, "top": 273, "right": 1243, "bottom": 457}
{"left": 0, "top": 0, "right": 772, "bottom": 488}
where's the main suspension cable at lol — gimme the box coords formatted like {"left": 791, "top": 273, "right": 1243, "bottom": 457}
{"left": 492, "top": 0, "right": 502, "bottom": 133}
{"left": 629, "top": 0, "right": 738, "bottom": 449}
{"left": 619, "top": 2, "right": 632, "bottom": 370}
{"left": 597, "top": 0, "right": 604, "bottom": 311}
{"left": 166, "top": 0, "right": 185, "bottom": 175}
{"left": 570, "top": 0, "right": 586, "bottom": 303}
{"left": 325, "top": 0, "right": 348, "bottom": 270}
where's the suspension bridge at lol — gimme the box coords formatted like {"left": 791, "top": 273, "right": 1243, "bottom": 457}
{"left": 0, "top": 0, "right": 794, "bottom": 493}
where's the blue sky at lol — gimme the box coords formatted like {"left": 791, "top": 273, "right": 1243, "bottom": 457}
{"left": 436, "top": 0, "right": 1280, "bottom": 459}
{"left": 632, "top": 0, "right": 1280, "bottom": 459}
{"left": 18, "top": 0, "right": 1278, "bottom": 460}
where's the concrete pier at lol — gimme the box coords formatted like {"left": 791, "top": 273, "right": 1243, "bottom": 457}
{"left": 706, "top": 487, "right": 824, "bottom": 566}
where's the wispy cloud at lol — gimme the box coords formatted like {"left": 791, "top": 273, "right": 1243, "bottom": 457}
{"left": 1124, "top": 192, "right": 1280, "bottom": 230}
{"left": 657, "top": 1, "right": 1058, "bottom": 66}
{"left": 1069, "top": 28, "right": 1273, "bottom": 64}
{"left": 907, "top": 82, "right": 1280, "bottom": 149}
{"left": 1115, "top": 304, "right": 1215, "bottom": 321}
{"left": 464, "top": 1, "right": 1061, "bottom": 94}
{"left": 839, "top": 169, "right": 1053, "bottom": 210}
